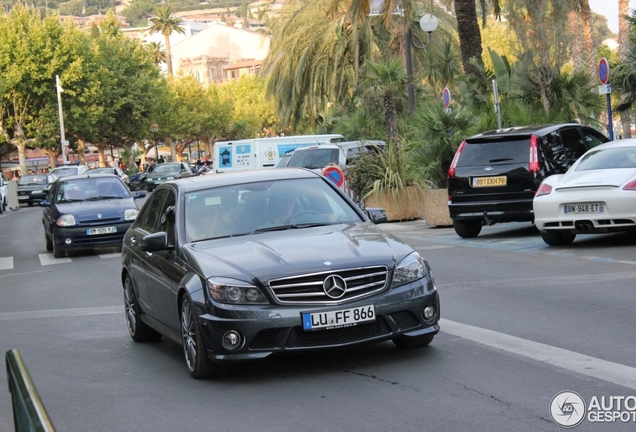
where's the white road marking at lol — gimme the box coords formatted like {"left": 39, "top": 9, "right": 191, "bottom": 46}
{"left": 0, "top": 306, "right": 122, "bottom": 321}
{"left": 442, "top": 319, "right": 636, "bottom": 390}
{"left": 0, "top": 256, "right": 14, "bottom": 270}
{"left": 38, "top": 253, "right": 72, "bottom": 265}
{"left": 99, "top": 253, "right": 121, "bottom": 259}
{"left": 417, "top": 245, "right": 454, "bottom": 250}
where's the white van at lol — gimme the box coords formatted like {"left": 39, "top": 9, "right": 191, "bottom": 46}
{"left": 286, "top": 140, "right": 386, "bottom": 170}
{"left": 213, "top": 134, "right": 345, "bottom": 173}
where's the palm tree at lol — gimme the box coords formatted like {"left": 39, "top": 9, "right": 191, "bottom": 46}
{"left": 619, "top": 0, "right": 631, "bottom": 138}
{"left": 145, "top": 41, "right": 166, "bottom": 66}
{"left": 454, "top": 0, "right": 483, "bottom": 76}
{"left": 148, "top": 6, "right": 186, "bottom": 75}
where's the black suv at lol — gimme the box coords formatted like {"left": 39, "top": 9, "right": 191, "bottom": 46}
{"left": 447, "top": 124, "right": 609, "bottom": 238}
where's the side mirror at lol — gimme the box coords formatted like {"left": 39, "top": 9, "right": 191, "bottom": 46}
{"left": 365, "top": 207, "right": 388, "bottom": 224}
{"left": 133, "top": 191, "right": 146, "bottom": 199}
{"left": 39, "top": 200, "right": 50, "bottom": 207}
{"left": 140, "top": 232, "right": 170, "bottom": 252}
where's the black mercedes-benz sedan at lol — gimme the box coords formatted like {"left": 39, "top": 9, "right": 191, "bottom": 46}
{"left": 121, "top": 168, "right": 440, "bottom": 379}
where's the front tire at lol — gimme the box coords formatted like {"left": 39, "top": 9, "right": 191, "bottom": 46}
{"left": 540, "top": 230, "right": 576, "bottom": 246}
{"left": 393, "top": 333, "right": 435, "bottom": 348}
{"left": 123, "top": 274, "right": 161, "bottom": 342}
{"left": 453, "top": 220, "right": 482, "bottom": 238}
{"left": 181, "top": 296, "right": 222, "bottom": 379}
{"left": 52, "top": 236, "right": 65, "bottom": 258}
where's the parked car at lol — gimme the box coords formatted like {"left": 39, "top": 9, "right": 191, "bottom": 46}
{"left": 286, "top": 140, "right": 385, "bottom": 170}
{"left": 447, "top": 124, "right": 609, "bottom": 238}
{"left": 41, "top": 174, "right": 146, "bottom": 258}
{"left": 145, "top": 162, "right": 191, "bottom": 192}
{"left": 17, "top": 173, "right": 58, "bottom": 206}
{"left": 128, "top": 172, "right": 148, "bottom": 191}
{"left": 534, "top": 139, "right": 636, "bottom": 246}
{"left": 274, "top": 153, "right": 292, "bottom": 168}
{"left": 121, "top": 169, "right": 440, "bottom": 378}
{"left": 50, "top": 165, "right": 89, "bottom": 178}
{"left": 87, "top": 167, "right": 129, "bottom": 185}
{"left": 0, "top": 172, "right": 8, "bottom": 213}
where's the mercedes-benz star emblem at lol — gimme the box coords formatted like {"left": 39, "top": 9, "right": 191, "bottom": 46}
{"left": 323, "top": 275, "right": 347, "bottom": 299}
{"left": 484, "top": 167, "right": 494, "bottom": 171}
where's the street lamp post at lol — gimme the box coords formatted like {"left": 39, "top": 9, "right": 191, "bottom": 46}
{"left": 151, "top": 123, "right": 158, "bottom": 161}
{"left": 195, "top": 124, "right": 200, "bottom": 160}
{"left": 406, "top": 14, "right": 438, "bottom": 116}
{"left": 55, "top": 75, "right": 69, "bottom": 163}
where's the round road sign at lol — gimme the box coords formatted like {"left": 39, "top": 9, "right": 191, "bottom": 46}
{"left": 322, "top": 165, "right": 345, "bottom": 188}
{"left": 443, "top": 87, "right": 451, "bottom": 109}
{"left": 598, "top": 58, "right": 610, "bottom": 85}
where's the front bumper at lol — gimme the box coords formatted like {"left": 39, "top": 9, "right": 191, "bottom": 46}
{"left": 52, "top": 222, "right": 133, "bottom": 251}
{"left": 197, "top": 278, "right": 440, "bottom": 364}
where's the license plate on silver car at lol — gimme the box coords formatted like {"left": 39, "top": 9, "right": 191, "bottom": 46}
{"left": 563, "top": 203, "right": 604, "bottom": 214}
{"left": 302, "top": 305, "right": 375, "bottom": 331}
{"left": 86, "top": 226, "right": 117, "bottom": 235}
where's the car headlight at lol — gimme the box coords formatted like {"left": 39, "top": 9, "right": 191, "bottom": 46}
{"left": 124, "top": 209, "right": 139, "bottom": 220}
{"left": 208, "top": 277, "right": 269, "bottom": 305}
{"left": 56, "top": 214, "right": 76, "bottom": 226}
{"left": 392, "top": 252, "right": 428, "bottom": 287}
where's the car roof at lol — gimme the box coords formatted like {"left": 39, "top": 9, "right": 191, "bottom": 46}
{"left": 588, "top": 138, "right": 636, "bottom": 151}
{"left": 167, "top": 168, "right": 322, "bottom": 193}
{"left": 466, "top": 123, "right": 584, "bottom": 141}
{"left": 55, "top": 173, "right": 122, "bottom": 182}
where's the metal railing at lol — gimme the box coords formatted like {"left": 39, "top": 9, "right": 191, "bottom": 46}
{"left": 5, "top": 349, "right": 55, "bottom": 431}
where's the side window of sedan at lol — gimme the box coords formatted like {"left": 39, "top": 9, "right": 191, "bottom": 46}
{"left": 580, "top": 128, "right": 610, "bottom": 148}
{"left": 137, "top": 189, "right": 169, "bottom": 232}
{"left": 156, "top": 190, "right": 177, "bottom": 247}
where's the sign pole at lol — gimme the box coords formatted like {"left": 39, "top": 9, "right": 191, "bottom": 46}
{"left": 56, "top": 75, "right": 68, "bottom": 163}
{"left": 598, "top": 58, "right": 613, "bottom": 140}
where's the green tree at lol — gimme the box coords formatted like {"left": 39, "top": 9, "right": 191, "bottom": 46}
{"left": 218, "top": 75, "right": 277, "bottom": 138}
{"left": 148, "top": 6, "right": 186, "bottom": 76}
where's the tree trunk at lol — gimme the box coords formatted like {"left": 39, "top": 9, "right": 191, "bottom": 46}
{"left": 619, "top": 0, "right": 631, "bottom": 138}
{"left": 453, "top": 0, "right": 483, "bottom": 77}
{"left": 77, "top": 138, "right": 86, "bottom": 166}
{"left": 164, "top": 33, "right": 173, "bottom": 75}
{"left": 581, "top": 1, "right": 596, "bottom": 81}
{"left": 569, "top": 11, "right": 583, "bottom": 73}
{"left": 43, "top": 149, "right": 60, "bottom": 168}
{"left": 384, "top": 91, "right": 398, "bottom": 145}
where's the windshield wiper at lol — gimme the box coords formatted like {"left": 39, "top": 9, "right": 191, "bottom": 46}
{"left": 254, "top": 222, "right": 332, "bottom": 233}
{"left": 59, "top": 198, "right": 83, "bottom": 203}
{"left": 488, "top": 158, "right": 514, "bottom": 163}
{"left": 86, "top": 195, "right": 124, "bottom": 201}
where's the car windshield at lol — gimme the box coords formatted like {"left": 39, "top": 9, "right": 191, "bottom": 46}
{"left": 287, "top": 148, "right": 340, "bottom": 169}
{"left": 55, "top": 178, "right": 130, "bottom": 203}
{"left": 89, "top": 168, "right": 115, "bottom": 174}
{"left": 153, "top": 163, "right": 180, "bottom": 174}
{"left": 51, "top": 167, "right": 78, "bottom": 177}
{"left": 18, "top": 175, "right": 47, "bottom": 186}
{"left": 457, "top": 138, "right": 530, "bottom": 167}
{"left": 575, "top": 147, "right": 636, "bottom": 171}
{"left": 274, "top": 154, "right": 291, "bottom": 168}
{"left": 185, "top": 178, "right": 362, "bottom": 242}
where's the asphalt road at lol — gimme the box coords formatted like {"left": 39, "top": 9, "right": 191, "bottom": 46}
{"left": 1, "top": 205, "right": 636, "bottom": 431}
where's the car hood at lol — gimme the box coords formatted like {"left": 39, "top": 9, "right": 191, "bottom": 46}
{"left": 18, "top": 185, "right": 47, "bottom": 191}
{"left": 148, "top": 171, "right": 180, "bottom": 179}
{"left": 557, "top": 169, "right": 636, "bottom": 189}
{"left": 54, "top": 199, "right": 136, "bottom": 221}
{"left": 182, "top": 223, "right": 413, "bottom": 284}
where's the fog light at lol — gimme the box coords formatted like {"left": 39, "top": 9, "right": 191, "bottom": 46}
{"left": 65, "top": 238, "right": 72, "bottom": 245}
{"left": 422, "top": 306, "right": 436, "bottom": 323}
{"left": 222, "top": 331, "right": 243, "bottom": 351}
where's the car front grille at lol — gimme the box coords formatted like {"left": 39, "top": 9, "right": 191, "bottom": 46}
{"left": 285, "top": 317, "right": 390, "bottom": 348}
{"left": 268, "top": 266, "right": 389, "bottom": 305}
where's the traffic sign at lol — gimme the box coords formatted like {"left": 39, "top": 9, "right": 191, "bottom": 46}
{"left": 598, "top": 84, "right": 611, "bottom": 95}
{"left": 598, "top": 58, "right": 610, "bottom": 85}
{"left": 322, "top": 165, "right": 345, "bottom": 188}
{"left": 443, "top": 87, "right": 451, "bottom": 109}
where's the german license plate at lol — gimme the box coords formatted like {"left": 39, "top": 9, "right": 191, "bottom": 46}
{"left": 564, "top": 203, "right": 604, "bottom": 214}
{"left": 86, "top": 226, "right": 117, "bottom": 235}
{"left": 302, "top": 305, "right": 375, "bottom": 331}
{"left": 18, "top": 196, "right": 28, "bottom": 200}
{"left": 472, "top": 176, "right": 507, "bottom": 187}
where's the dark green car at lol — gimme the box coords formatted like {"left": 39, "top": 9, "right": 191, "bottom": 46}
{"left": 145, "top": 162, "right": 191, "bottom": 192}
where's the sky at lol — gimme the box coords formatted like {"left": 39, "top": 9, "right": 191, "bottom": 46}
{"left": 589, "top": 0, "right": 636, "bottom": 35}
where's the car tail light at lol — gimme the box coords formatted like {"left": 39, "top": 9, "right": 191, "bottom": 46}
{"left": 535, "top": 183, "right": 552, "bottom": 197}
{"left": 623, "top": 180, "right": 636, "bottom": 191}
{"left": 529, "top": 135, "right": 540, "bottom": 173}
{"left": 448, "top": 141, "right": 466, "bottom": 178}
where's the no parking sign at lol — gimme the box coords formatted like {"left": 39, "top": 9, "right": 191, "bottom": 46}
{"left": 322, "top": 165, "right": 345, "bottom": 188}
